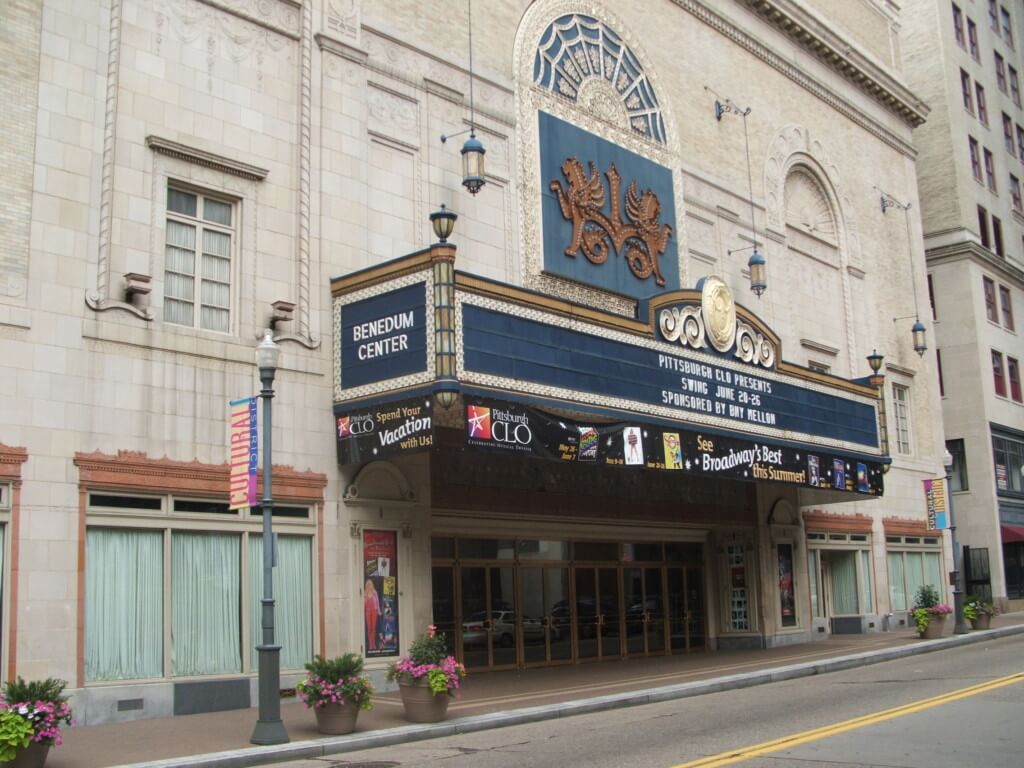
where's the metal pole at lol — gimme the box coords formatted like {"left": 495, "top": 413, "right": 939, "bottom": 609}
{"left": 250, "top": 366, "right": 289, "bottom": 745}
{"left": 947, "top": 468, "right": 969, "bottom": 635}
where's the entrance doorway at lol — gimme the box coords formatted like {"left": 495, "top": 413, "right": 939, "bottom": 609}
{"left": 432, "top": 537, "right": 706, "bottom": 670}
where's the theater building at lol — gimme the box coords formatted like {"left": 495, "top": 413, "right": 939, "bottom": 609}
{"left": 1, "top": 0, "right": 948, "bottom": 724}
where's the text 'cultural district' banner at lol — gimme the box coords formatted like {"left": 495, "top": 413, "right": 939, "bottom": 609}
{"left": 465, "top": 397, "right": 884, "bottom": 495}
{"left": 229, "top": 397, "right": 258, "bottom": 510}
{"left": 923, "top": 478, "right": 949, "bottom": 530}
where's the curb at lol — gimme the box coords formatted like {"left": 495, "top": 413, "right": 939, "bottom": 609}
{"left": 115, "top": 625, "right": 1024, "bottom": 768}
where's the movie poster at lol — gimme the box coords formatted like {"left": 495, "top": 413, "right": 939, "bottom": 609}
{"left": 363, "top": 529, "right": 398, "bottom": 657}
{"left": 778, "top": 543, "right": 796, "bottom": 628}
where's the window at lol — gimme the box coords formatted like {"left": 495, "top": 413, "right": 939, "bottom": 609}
{"left": 164, "top": 187, "right": 234, "bottom": 333}
{"left": 994, "top": 350, "right": 1007, "bottom": 396}
{"left": 808, "top": 361, "right": 831, "bottom": 374}
{"left": 1004, "top": 114, "right": 1016, "bottom": 155}
{"left": 807, "top": 545, "right": 874, "bottom": 617}
{"left": 888, "top": 548, "right": 943, "bottom": 612}
{"left": 977, "top": 83, "right": 989, "bottom": 126}
{"left": 978, "top": 205, "right": 991, "bottom": 247}
{"left": 1013, "top": 176, "right": 1022, "bottom": 211}
{"left": 990, "top": 0, "right": 999, "bottom": 31}
{"left": 892, "top": 383, "right": 911, "bottom": 454}
{"left": 953, "top": 4, "right": 966, "bottom": 47}
{"left": 928, "top": 273, "right": 937, "bottom": 320}
{"left": 993, "top": 431, "right": 1024, "bottom": 492}
{"left": 1000, "top": 284, "right": 1015, "bottom": 329}
{"left": 1010, "top": 357, "right": 1023, "bottom": 401}
{"left": 984, "top": 148, "right": 997, "bottom": 190}
{"left": 946, "top": 438, "right": 969, "bottom": 491}
{"left": 1017, "top": 125, "right": 1024, "bottom": 158}
{"left": 1011, "top": 65, "right": 1021, "bottom": 106}
{"left": 970, "top": 137, "right": 983, "bottom": 181}
{"left": 961, "top": 70, "right": 975, "bottom": 113}
{"left": 937, "top": 348, "right": 945, "bottom": 397}
{"left": 84, "top": 493, "right": 315, "bottom": 682}
{"left": 993, "top": 215, "right": 1004, "bottom": 255}
{"left": 985, "top": 276, "right": 999, "bottom": 320}
{"left": 969, "top": 18, "right": 980, "bottom": 59}
{"left": 1001, "top": 6, "right": 1014, "bottom": 48}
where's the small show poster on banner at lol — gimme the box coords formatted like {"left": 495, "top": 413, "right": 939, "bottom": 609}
{"left": 363, "top": 529, "right": 399, "bottom": 657}
{"left": 228, "top": 397, "right": 258, "bottom": 510}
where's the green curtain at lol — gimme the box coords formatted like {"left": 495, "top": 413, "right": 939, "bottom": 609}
{"left": 249, "top": 535, "right": 313, "bottom": 671}
{"left": 830, "top": 551, "right": 859, "bottom": 614}
{"left": 888, "top": 552, "right": 907, "bottom": 610}
{"left": 85, "top": 528, "right": 163, "bottom": 680}
{"left": 859, "top": 550, "right": 874, "bottom": 613}
{"left": 172, "top": 532, "right": 241, "bottom": 675}
{"left": 905, "top": 552, "right": 926, "bottom": 605}
{"left": 924, "top": 552, "right": 942, "bottom": 598}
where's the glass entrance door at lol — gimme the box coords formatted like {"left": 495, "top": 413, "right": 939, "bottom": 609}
{"left": 667, "top": 567, "right": 705, "bottom": 651}
{"left": 520, "top": 567, "right": 571, "bottom": 665}
{"left": 623, "top": 567, "right": 665, "bottom": 655}
{"left": 459, "top": 565, "right": 517, "bottom": 669}
{"left": 574, "top": 567, "right": 621, "bottom": 660}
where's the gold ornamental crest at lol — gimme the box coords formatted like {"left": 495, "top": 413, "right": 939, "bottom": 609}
{"left": 701, "top": 276, "right": 736, "bottom": 352}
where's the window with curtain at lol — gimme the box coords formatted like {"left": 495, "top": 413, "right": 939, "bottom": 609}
{"left": 85, "top": 528, "right": 163, "bottom": 681}
{"left": 171, "top": 532, "right": 241, "bottom": 676}
{"left": 888, "top": 549, "right": 942, "bottom": 611}
{"left": 165, "top": 186, "right": 234, "bottom": 333}
{"left": 807, "top": 550, "right": 822, "bottom": 617}
{"left": 891, "top": 383, "right": 911, "bottom": 454}
{"left": 830, "top": 551, "right": 859, "bottom": 614}
{"left": 249, "top": 535, "right": 313, "bottom": 672}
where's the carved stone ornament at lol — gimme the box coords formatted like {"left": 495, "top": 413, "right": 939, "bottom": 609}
{"left": 701, "top": 276, "right": 736, "bottom": 353}
{"left": 735, "top": 320, "right": 776, "bottom": 368}
{"left": 659, "top": 305, "right": 705, "bottom": 349}
{"left": 549, "top": 157, "right": 673, "bottom": 286}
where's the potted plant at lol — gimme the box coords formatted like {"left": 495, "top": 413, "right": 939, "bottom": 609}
{"left": 0, "top": 677, "right": 73, "bottom": 768}
{"left": 963, "top": 597, "right": 998, "bottom": 630}
{"left": 386, "top": 625, "right": 466, "bottom": 723}
{"left": 295, "top": 653, "right": 374, "bottom": 735}
{"left": 911, "top": 585, "right": 953, "bottom": 639}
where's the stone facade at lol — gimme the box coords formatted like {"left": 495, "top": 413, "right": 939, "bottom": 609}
{"left": 0, "top": 0, "right": 946, "bottom": 725}
{"left": 902, "top": 0, "right": 1024, "bottom": 604}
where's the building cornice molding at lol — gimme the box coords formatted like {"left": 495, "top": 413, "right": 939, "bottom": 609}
{"left": 803, "top": 509, "right": 874, "bottom": 533}
{"left": 671, "top": 0, "right": 921, "bottom": 156}
{"left": 73, "top": 450, "right": 327, "bottom": 502}
{"left": 925, "top": 240, "right": 1024, "bottom": 286}
{"left": 0, "top": 444, "right": 28, "bottom": 483}
{"left": 145, "top": 136, "right": 269, "bottom": 181}
{"left": 736, "top": 0, "right": 926, "bottom": 126}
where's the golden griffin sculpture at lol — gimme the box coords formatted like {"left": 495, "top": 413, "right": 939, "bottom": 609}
{"left": 549, "top": 157, "right": 673, "bottom": 286}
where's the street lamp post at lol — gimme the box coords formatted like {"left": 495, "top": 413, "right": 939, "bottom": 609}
{"left": 250, "top": 329, "right": 289, "bottom": 745}
{"left": 943, "top": 449, "right": 969, "bottom": 635}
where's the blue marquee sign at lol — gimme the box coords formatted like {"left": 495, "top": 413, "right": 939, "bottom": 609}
{"left": 340, "top": 283, "right": 427, "bottom": 390}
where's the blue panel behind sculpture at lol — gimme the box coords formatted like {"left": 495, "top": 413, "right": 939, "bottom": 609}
{"left": 539, "top": 111, "right": 679, "bottom": 299}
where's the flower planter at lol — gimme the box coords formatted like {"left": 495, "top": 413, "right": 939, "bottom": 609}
{"left": 970, "top": 614, "right": 992, "bottom": 630}
{"left": 919, "top": 614, "right": 946, "bottom": 639}
{"left": 0, "top": 743, "right": 50, "bottom": 768}
{"left": 313, "top": 702, "right": 360, "bottom": 735}
{"left": 398, "top": 679, "right": 450, "bottom": 723}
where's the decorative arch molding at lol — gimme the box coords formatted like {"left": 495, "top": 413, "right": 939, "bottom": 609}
{"left": 343, "top": 460, "right": 416, "bottom": 506}
{"left": 73, "top": 450, "right": 327, "bottom": 503}
{"left": 514, "top": 0, "right": 687, "bottom": 308}
{"left": 764, "top": 125, "right": 859, "bottom": 372}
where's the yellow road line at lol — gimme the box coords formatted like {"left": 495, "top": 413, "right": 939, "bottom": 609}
{"left": 671, "top": 671, "right": 1024, "bottom": 768}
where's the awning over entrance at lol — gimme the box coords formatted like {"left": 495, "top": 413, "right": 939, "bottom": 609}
{"left": 1001, "top": 524, "right": 1024, "bottom": 543}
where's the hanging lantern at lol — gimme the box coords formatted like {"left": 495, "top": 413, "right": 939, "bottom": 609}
{"left": 748, "top": 248, "right": 766, "bottom": 297}
{"left": 461, "top": 133, "right": 486, "bottom": 195}
{"left": 912, "top": 319, "right": 927, "bottom": 357}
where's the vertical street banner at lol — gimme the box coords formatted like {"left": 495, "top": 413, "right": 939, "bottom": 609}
{"left": 923, "top": 478, "right": 949, "bottom": 530}
{"left": 363, "top": 529, "right": 399, "bottom": 657}
{"left": 229, "top": 397, "right": 258, "bottom": 510}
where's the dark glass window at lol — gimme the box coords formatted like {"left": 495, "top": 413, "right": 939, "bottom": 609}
{"left": 946, "top": 438, "right": 969, "bottom": 491}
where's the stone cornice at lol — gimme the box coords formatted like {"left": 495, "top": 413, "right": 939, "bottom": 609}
{"left": 737, "top": 0, "right": 927, "bottom": 127}
{"left": 803, "top": 509, "right": 874, "bottom": 532}
{"left": 74, "top": 450, "right": 326, "bottom": 503}
{"left": 0, "top": 444, "right": 28, "bottom": 482}
{"left": 672, "top": 0, "right": 921, "bottom": 156}
{"left": 883, "top": 516, "right": 933, "bottom": 536}
{"left": 925, "top": 240, "right": 1024, "bottom": 286}
{"left": 145, "top": 136, "right": 269, "bottom": 181}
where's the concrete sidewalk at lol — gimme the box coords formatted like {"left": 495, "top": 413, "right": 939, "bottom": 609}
{"left": 55, "top": 616, "right": 1024, "bottom": 768}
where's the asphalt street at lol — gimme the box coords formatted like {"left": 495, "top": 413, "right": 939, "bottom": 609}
{"left": 259, "top": 634, "right": 1024, "bottom": 768}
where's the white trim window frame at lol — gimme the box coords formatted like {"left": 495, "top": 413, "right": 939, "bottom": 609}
{"left": 885, "top": 535, "right": 943, "bottom": 612}
{"left": 164, "top": 186, "right": 235, "bottom": 333}
{"left": 891, "top": 382, "right": 912, "bottom": 455}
